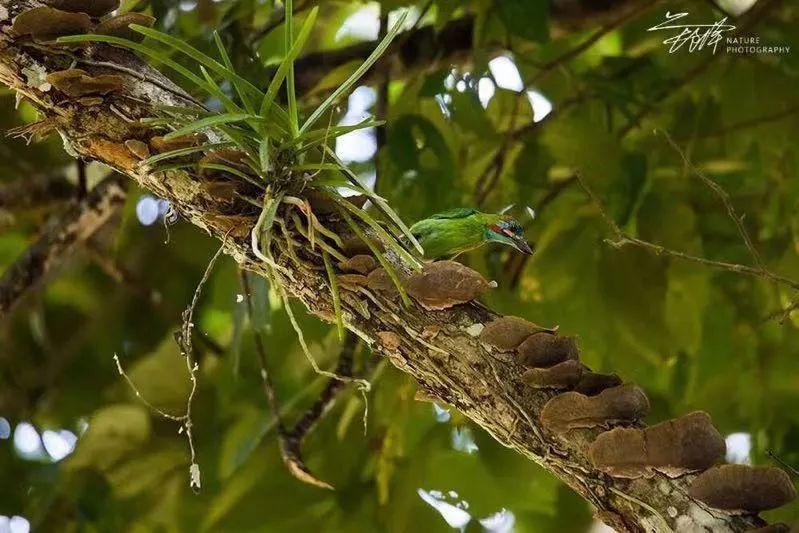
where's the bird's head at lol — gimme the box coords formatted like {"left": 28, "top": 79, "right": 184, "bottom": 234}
{"left": 484, "top": 215, "right": 533, "bottom": 255}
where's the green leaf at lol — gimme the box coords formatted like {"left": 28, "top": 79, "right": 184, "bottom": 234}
{"left": 197, "top": 163, "right": 265, "bottom": 188}
{"left": 164, "top": 113, "right": 263, "bottom": 140}
{"left": 260, "top": 7, "right": 320, "bottom": 121}
{"left": 131, "top": 24, "right": 265, "bottom": 104}
{"left": 293, "top": 119, "right": 384, "bottom": 150}
{"left": 324, "top": 146, "right": 424, "bottom": 258}
{"left": 331, "top": 189, "right": 422, "bottom": 271}
{"left": 285, "top": 0, "right": 299, "bottom": 137}
{"left": 337, "top": 206, "right": 412, "bottom": 308}
{"left": 213, "top": 31, "right": 255, "bottom": 115}
{"left": 299, "top": 9, "right": 409, "bottom": 135}
{"left": 142, "top": 141, "right": 234, "bottom": 166}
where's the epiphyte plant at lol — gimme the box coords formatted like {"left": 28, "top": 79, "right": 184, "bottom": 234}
{"left": 59, "top": 0, "right": 425, "bottom": 359}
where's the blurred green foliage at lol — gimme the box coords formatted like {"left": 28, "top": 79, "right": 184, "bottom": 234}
{"left": 1, "top": 0, "right": 799, "bottom": 531}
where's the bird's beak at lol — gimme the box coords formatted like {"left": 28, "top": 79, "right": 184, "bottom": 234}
{"left": 511, "top": 236, "right": 533, "bottom": 255}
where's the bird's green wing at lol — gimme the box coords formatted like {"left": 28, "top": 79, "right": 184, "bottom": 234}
{"left": 428, "top": 207, "right": 477, "bottom": 220}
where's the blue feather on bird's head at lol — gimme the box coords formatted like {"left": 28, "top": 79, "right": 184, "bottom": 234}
{"left": 484, "top": 214, "right": 533, "bottom": 255}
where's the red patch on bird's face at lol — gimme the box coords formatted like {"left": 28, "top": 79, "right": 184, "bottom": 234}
{"left": 490, "top": 223, "right": 515, "bottom": 238}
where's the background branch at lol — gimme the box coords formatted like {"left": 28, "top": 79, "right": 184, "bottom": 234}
{"left": 0, "top": 174, "right": 127, "bottom": 320}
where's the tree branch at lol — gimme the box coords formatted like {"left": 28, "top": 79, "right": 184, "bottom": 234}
{"left": 0, "top": 3, "right": 782, "bottom": 530}
{"left": 0, "top": 173, "right": 127, "bottom": 319}
{"left": 0, "top": 171, "right": 76, "bottom": 211}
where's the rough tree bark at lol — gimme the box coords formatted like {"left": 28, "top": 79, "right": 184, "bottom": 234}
{"left": 0, "top": 2, "right": 774, "bottom": 531}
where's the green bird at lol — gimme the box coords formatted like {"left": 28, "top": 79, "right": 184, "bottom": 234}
{"left": 410, "top": 208, "right": 533, "bottom": 259}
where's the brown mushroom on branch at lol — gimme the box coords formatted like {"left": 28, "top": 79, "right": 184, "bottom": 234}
{"left": 124, "top": 139, "right": 150, "bottom": 160}
{"left": 366, "top": 268, "right": 399, "bottom": 298}
{"left": 588, "top": 411, "right": 726, "bottom": 478}
{"left": 521, "top": 360, "right": 584, "bottom": 389}
{"left": 516, "top": 333, "right": 579, "bottom": 368}
{"left": 377, "top": 331, "right": 402, "bottom": 350}
{"left": 95, "top": 13, "right": 155, "bottom": 41}
{"left": 573, "top": 371, "right": 622, "bottom": 396}
{"left": 479, "top": 316, "right": 552, "bottom": 351}
{"left": 12, "top": 7, "right": 92, "bottom": 38}
{"left": 44, "top": 0, "right": 120, "bottom": 17}
{"left": 540, "top": 384, "right": 649, "bottom": 434}
{"left": 46, "top": 69, "right": 125, "bottom": 98}
{"left": 338, "top": 255, "right": 377, "bottom": 275}
{"left": 405, "top": 260, "right": 491, "bottom": 310}
{"left": 688, "top": 465, "right": 796, "bottom": 513}
{"left": 336, "top": 274, "right": 368, "bottom": 289}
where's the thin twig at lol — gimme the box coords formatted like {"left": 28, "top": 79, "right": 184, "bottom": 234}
{"left": 767, "top": 450, "right": 799, "bottom": 476}
{"left": 475, "top": 93, "right": 525, "bottom": 206}
{"left": 178, "top": 239, "right": 228, "bottom": 493}
{"left": 527, "top": 0, "right": 658, "bottom": 87}
{"left": 503, "top": 175, "right": 578, "bottom": 287}
{"left": 240, "top": 268, "right": 340, "bottom": 490}
{"left": 659, "top": 129, "right": 766, "bottom": 271}
{"left": 575, "top": 173, "right": 799, "bottom": 293}
{"left": 279, "top": 334, "right": 358, "bottom": 490}
{"left": 116, "top": 239, "right": 227, "bottom": 495}
{"left": 285, "top": 333, "right": 355, "bottom": 441}
{"left": 113, "top": 353, "right": 184, "bottom": 421}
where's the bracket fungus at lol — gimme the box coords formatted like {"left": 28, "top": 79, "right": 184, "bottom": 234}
{"left": 95, "top": 13, "right": 156, "bottom": 41}
{"left": 124, "top": 139, "right": 150, "bottom": 160}
{"left": 573, "top": 371, "right": 622, "bottom": 396}
{"left": 479, "top": 316, "right": 551, "bottom": 351}
{"left": 338, "top": 255, "right": 377, "bottom": 275}
{"left": 44, "top": 0, "right": 120, "bottom": 17}
{"left": 516, "top": 332, "right": 579, "bottom": 368}
{"left": 688, "top": 465, "right": 796, "bottom": 513}
{"left": 46, "top": 69, "right": 124, "bottom": 98}
{"left": 405, "top": 260, "right": 491, "bottom": 310}
{"left": 12, "top": 7, "right": 92, "bottom": 38}
{"left": 540, "top": 384, "right": 650, "bottom": 434}
{"left": 521, "top": 360, "right": 583, "bottom": 389}
{"left": 588, "top": 411, "right": 725, "bottom": 478}
{"left": 366, "top": 268, "right": 399, "bottom": 298}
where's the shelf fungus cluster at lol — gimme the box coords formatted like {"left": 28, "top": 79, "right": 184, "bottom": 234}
{"left": 480, "top": 314, "right": 797, "bottom": 521}
{"left": 587, "top": 411, "right": 725, "bottom": 478}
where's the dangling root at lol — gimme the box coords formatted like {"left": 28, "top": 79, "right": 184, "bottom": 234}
{"left": 274, "top": 279, "right": 371, "bottom": 433}
{"left": 290, "top": 212, "right": 348, "bottom": 263}
{"left": 284, "top": 195, "right": 345, "bottom": 249}
{"left": 251, "top": 189, "right": 290, "bottom": 275}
